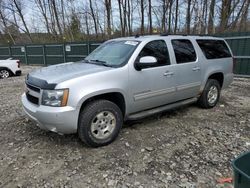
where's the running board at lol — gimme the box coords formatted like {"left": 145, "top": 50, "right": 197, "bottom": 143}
{"left": 127, "top": 98, "right": 197, "bottom": 120}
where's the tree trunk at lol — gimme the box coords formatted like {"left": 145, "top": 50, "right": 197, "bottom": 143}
{"left": 219, "top": 0, "right": 232, "bottom": 32}
{"left": 239, "top": 0, "right": 250, "bottom": 31}
{"left": 118, "top": 0, "right": 124, "bottom": 36}
{"left": 148, "top": 0, "right": 152, "bottom": 34}
{"left": 161, "top": 0, "right": 167, "bottom": 33}
{"left": 51, "top": 0, "right": 63, "bottom": 36}
{"left": 35, "top": 0, "right": 51, "bottom": 34}
{"left": 174, "top": 0, "right": 179, "bottom": 34}
{"left": 208, "top": 0, "right": 215, "bottom": 34}
{"left": 13, "top": 0, "right": 32, "bottom": 42}
{"left": 104, "top": 0, "right": 112, "bottom": 38}
{"left": 140, "top": 0, "right": 144, "bottom": 34}
{"left": 85, "top": 13, "right": 90, "bottom": 38}
{"left": 201, "top": 0, "right": 208, "bottom": 34}
{"left": 0, "top": 9, "right": 15, "bottom": 44}
{"left": 61, "top": 0, "right": 66, "bottom": 32}
{"left": 89, "top": 0, "right": 98, "bottom": 38}
{"left": 123, "top": 0, "right": 128, "bottom": 36}
{"left": 168, "top": 0, "right": 173, "bottom": 33}
{"left": 186, "top": 0, "right": 191, "bottom": 34}
{"left": 127, "top": 0, "right": 132, "bottom": 35}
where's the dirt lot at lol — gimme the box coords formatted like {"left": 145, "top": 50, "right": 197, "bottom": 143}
{"left": 0, "top": 66, "right": 249, "bottom": 188}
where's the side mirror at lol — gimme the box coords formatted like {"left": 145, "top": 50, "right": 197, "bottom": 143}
{"left": 135, "top": 56, "right": 157, "bottom": 70}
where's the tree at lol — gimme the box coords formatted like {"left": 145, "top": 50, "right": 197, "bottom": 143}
{"left": 168, "top": 0, "right": 173, "bottom": 33}
{"left": 161, "top": 0, "right": 168, "bottom": 33}
{"left": 104, "top": 0, "right": 112, "bottom": 38}
{"left": 34, "top": 0, "right": 51, "bottom": 35}
{"left": 11, "top": 0, "right": 32, "bottom": 42}
{"left": 208, "top": 0, "right": 215, "bottom": 34}
{"left": 239, "top": 0, "right": 250, "bottom": 31}
{"left": 148, "top": 0, "right": 152, "bottom": 34}
{"left": 69, "top": 14, "right": 80, "bottom": 41}
{"left": 50, "top": 0, "right": 62, "bottom": 36}
{"left": 89, "top": 0, "right": 98, "bottom": 37}
{"left": 140, "top": 0, "right": 145, "bottom": 34}
{"left": 186, "top": 0, "right": 191, "bottom": 34}
{"left": 174, "top": 0, "right": 179, "bottom": 34}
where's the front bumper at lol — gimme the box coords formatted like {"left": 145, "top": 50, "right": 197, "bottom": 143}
{"left": 21, "top": 93, "right": 78, "bottom": 134}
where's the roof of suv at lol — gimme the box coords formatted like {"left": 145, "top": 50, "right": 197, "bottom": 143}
{"left": 113, "top": 35, "right": 223, "bottom": 42}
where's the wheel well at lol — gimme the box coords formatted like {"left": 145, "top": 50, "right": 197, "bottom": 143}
{"left": 208, "top": 73, "right": 224, "bottom": 87}
{"left": 0, "top": 67, "right": 14, "bottom": 75}
{"left": 79, "top": 92, "right": 126, "bottom": 116}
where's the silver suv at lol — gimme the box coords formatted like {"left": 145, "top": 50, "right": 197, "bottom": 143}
{"left": 22, "top": 35, "right": 234, "bottom": 147}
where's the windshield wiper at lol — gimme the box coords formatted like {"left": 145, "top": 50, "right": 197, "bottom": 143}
{"left": 89, "top": 59, "right": 112, "bottom": 67}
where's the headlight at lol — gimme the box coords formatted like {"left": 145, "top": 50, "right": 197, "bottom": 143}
{"left": 42, "top": 89, "right": 69, "bottom": 107}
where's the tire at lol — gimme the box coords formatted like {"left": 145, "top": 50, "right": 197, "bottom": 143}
{"left": 78, "top": 100, "right": 123, "bottom": 147}
{"left": 198, "top": 79, "right": 221, "bottom": 109}
{"left": 0, "top": 69, "right": 11, "bottom": 79}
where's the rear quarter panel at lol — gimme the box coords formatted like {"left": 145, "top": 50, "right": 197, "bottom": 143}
{"left": 196, "top": 39, "right": 234, "bottom": 91}
{"left": 0, "top": 60, "right": 20, "bottom": 74}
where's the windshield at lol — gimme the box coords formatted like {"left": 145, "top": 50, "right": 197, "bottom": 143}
{"left": 85, "top": 40, "right": 139, "bottom": 67}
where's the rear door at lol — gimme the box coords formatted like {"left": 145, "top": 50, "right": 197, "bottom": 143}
{"left": 170, "top": 39, "right": 202, "bottom": 100}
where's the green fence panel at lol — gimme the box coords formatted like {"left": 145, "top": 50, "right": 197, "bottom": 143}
{"left": 65, "top": 43, "right": 88, "bottom": 62}
{"left": 45, "top": 44, "right": 64, "bottom": 65}
{"left": 0, "top": 47, "right": 10, "bottom": 60}
{"left": 89, "top": 43, "right": 101, "bottom": 52}
{"left": 26, "top": 45, "right": 44, "bottom": 65}
{"left": 221, "top": 32, "right": 250, "bottom": 75}
{"left": 10, "top": 46, "right": 26, "bottom": 64}
{"left": 234, "top": 59, "right": 250, "bottom": 75}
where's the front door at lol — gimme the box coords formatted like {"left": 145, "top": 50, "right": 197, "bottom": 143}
{"left": 128, "top": 40, "right": 177, "bottom": 114}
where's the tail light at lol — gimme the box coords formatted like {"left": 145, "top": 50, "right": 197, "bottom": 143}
{"left": 17, "top": 60, "right": 20, "bottom": 68}
{"left": 232, "top": 57, "right": 236, "bottom": 73}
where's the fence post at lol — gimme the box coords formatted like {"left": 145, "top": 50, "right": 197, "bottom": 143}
{"left": 24, "top": 45, "right": 28, "bottom": 65}
{"left": 87, "top": 42, "right": 90, "bottom": 55}
{"left": 63, "top": 43, "right": 66, "bottom": 63}
{"left": 8, "top": 45, "right": 12, "bottom": 58}
{"left": 42, "top": 44, "right": 46, "bottom": 66}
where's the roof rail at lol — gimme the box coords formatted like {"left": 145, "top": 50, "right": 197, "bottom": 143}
{"left": 135, "top": 34, "right": 140, "bottom": 38}
{"left": 159, "top": 33, "right": 209, "bottom": 37}
{"left": 160, "top": 33, "right": 169, "bottom": 36}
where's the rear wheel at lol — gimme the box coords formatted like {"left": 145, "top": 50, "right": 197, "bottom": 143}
{"left": 0, "top": 69, "right": 11, "bottom": 78}
{"left": 78, "top": 100, "right": 123, "bottom": 147}
{"left": 198, "top": 79, "right": 221, "bottom": 108}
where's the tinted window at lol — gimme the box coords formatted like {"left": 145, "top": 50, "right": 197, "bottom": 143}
{"left": 196, "top": 40, "right": 232, "bottom": 59}
{"left": 137, "top": 40, "right": 170, "bottom": 67}
{"left": 171, "top": 39, "right": 197, "bottom": 64}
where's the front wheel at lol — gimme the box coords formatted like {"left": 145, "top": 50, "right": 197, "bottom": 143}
{"left": 198, "top": 79, "right": 221, "bottom": 108}
{"left": 78, "top": 100, "right": 123, "bottom": 147}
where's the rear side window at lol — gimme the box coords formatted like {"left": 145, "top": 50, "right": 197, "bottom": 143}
{"left": 171, "top": 39, "right": 197, "bottom": 64}
{"left": 196, "top": 40, "right": 232, "bottom": 59}
{"left": 138, "top": 40, "right": 170, "bottom": 66}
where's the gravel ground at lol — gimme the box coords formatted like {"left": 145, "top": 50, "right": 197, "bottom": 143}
{"left": 0, "top": 66, "right": 249, "bottom": 188}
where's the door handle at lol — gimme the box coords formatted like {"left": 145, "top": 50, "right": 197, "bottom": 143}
{"left": 192, "top": 67, "right": 200, "bottom": 71}
{"left": 164, "top": 71, "right": 174, "bottom": 76}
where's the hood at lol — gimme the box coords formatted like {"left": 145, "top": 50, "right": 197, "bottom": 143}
{"left": 27, "top": 62, "right": 112, "bottom": 89}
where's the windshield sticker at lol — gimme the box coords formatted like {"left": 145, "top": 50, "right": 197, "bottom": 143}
{"left": 125, "top": 41, "right": 138, "bottom": 46}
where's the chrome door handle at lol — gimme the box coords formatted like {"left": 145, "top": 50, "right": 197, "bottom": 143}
{"left": 192, "top": 67, "right": 200, "bottom": 71}
{"left": 164, "top": 71, "right": 174, "bottom": 76}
